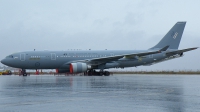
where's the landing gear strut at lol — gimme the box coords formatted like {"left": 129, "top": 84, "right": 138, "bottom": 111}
{"left": 84, "top": 70, "right": 110, "bottom": 76}
{"left": 21, "top": 69, "right": 27, "bottom": 76}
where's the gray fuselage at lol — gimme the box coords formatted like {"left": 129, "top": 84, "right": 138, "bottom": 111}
{"left": 2, "top": 50, "right": 167, "bottom": 70}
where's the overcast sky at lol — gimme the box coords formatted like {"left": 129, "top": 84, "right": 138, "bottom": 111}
{"left": 0, "top": 0, "right": 199, "bottom": 70}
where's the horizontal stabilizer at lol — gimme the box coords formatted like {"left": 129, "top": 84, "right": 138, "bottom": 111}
{"left": 166, "top": 47, "right": 198, "bottom": 56}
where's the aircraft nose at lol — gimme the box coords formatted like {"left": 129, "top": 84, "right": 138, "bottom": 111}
{"left": 1, "top": 59, "right": 7, "bottom": 65}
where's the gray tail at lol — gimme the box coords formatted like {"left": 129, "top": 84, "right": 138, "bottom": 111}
{"left": 150, "top": 22, "right": 186, "bottom": 50}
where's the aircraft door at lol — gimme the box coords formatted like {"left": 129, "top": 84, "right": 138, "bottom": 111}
{"left": 51, "top": 53, "right": 56, "bottom": 60}
{"left": 20, "top": 53, "right": 25, "bottom": 61}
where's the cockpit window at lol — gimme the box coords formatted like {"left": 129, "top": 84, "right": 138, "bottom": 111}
{"left": 6, "top": 55, "right": 14, "bottom": 58}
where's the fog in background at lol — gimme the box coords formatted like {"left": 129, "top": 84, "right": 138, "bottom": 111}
{"left": 0, "top": 0, "right": 199, "bottom": 71}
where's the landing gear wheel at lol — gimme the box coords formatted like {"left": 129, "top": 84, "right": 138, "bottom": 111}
{"left": 21, "top": 69, "right": 27, "bottom": 76}
{"left": 84, "top": 70, "right": 110, "bottom": 76}
{"left": 104, "top": 71, "right": 110, "bottom": 76}
{"left": 99, "top": 70, "right": 104, "bottom": 76}
{"left": 99, "top": 72, "right": 103, "bottom": 76}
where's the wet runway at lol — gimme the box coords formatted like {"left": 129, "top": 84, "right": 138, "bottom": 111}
{"left": 0, "top": 74, "right": 200, "bottom": 112}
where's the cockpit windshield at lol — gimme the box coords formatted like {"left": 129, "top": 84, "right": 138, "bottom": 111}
{"left": 6, "top": 55, "right": 14, "bottom": 58}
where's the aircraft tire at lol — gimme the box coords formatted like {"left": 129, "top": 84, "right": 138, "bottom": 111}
{"left": 23, "top": 74, "right": 27, "bottom": 76}
{"left": 104, "top": 71, "right": 110, "bottom": 76}
{"left": 99, "top": 72, "right": 103, "bottom": 76}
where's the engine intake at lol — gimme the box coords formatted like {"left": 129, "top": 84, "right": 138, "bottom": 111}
{"left": 70, "top": 63, "right": 91, "bottom": 73}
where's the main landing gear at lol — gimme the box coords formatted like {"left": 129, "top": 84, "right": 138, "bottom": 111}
{"left": 84, "top": 70, "right": 110, "bottom": 76}
{"left": 21, "top": 69, "right": 27, "bottom": 76}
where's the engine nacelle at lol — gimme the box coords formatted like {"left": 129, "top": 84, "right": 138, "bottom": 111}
{"left": 70, "top": 63, "right": 91, "bottom": 73}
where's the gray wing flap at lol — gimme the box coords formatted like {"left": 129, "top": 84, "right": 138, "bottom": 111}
{"left": 166, "top": 47, "right": 198, "bottom": 55}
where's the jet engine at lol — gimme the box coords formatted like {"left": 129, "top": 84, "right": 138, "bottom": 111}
{"left": 70, "top": 63, "right": 91, "bottom": 73}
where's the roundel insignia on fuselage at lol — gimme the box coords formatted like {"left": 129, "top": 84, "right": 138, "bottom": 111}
{"left": 35, "top": 62, "right": 40, "bottom": 67}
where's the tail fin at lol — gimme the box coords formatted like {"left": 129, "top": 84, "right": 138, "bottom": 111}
{"left": 150, "top": 22, "right": 186, "bottom": 50}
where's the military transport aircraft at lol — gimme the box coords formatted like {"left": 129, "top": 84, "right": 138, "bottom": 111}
{"left": 1, "top": 22, "right": 198, "bottom": 76}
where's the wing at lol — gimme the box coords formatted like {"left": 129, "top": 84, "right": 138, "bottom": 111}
{"left": 68, "top": 46, "right": 169, "bottom": 65}
{"left": 143, "top": 47, "right": 198, "bottom": 66}
{"left": 166, "top": 47, "right": 198, "bottom": 56}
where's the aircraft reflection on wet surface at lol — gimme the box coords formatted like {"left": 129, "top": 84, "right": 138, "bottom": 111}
{"left": 0, "top": 75, "right": 200, "bottom": 112}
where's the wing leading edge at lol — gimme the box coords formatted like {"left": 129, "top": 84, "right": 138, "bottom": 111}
{"left": 67, "top": 46, "right": 169, "bottom": 65}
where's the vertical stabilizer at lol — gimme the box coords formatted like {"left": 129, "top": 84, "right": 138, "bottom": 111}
{"left": 150, "top": 22, "right": 186, "bottom": 50}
